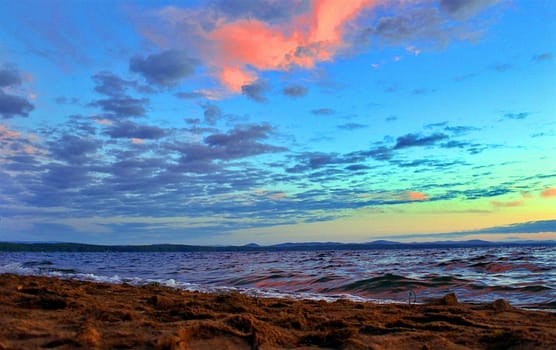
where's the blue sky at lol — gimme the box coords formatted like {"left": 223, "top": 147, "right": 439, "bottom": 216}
{"left": 0, "top": 0, "right": 555, "bottom": 245}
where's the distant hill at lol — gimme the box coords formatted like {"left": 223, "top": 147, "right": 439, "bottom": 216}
{"left": 0, "top": 240, "right": 553, "bottom": 252}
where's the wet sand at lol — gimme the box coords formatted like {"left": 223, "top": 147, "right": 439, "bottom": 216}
{"left": 1, "top": 274, "right": 555, "bottom": 349}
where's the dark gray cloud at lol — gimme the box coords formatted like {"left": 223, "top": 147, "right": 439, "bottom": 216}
{"left": 130, "top": 50, "right": 198, "bottom": 87}
{"left": 311, "top": 108, "right": 334, "bottom": 116}
{"left": 0, "top": 90, "right": 34, "bottom": 118}
{"left": 202, "top": 103, "right": 222, "bottom": 125}
{"left": 425, "top": 121, "right": 448, "bottom": 129}
{"left": 93, "top": 71, "right": 136, "bottom": 96}
{"left": 491, "top": 63, "right": 512, "bottom": 72}
{"left": 337, "top": 123, "right": 367, "bottom": 130}
{"left": 359, "top": 0, "right": 498, "bottom": 51}
{"left": 48, "top": 134, "right": 101, "bottom": 164}
{"left": 0, "top": 66, "right": 34, "bottom": 118}
{"left": 175, "top": 91, "right": 209, "bottom": 99}
{"left": 444, "top": 125, "right": 480, "bottom": 135}
{"left": 282, "top": 84, "right": 308, "bottom": 97}
{"left": 370, "top": 7, "right": 447, "bottom": 46}
{"left": 439, "top": 0, "right": 499, "bottom": 20}
{"left": 504, "top": 112, "right": 530, "bottom": 120}
{"left": 393, "top": 133, "right": 449, "bottom": 149}
{"left": 532, "top": 53, "right": 553, "bottom": 62}
{"left": 204, "top": 123, "right": 273, "bottom": 148}
{"left": 165, "top": 123, "right": 286, "bottom": 167}
{"left": 0, "top": 67, "right": 21, "bottom": 87}
{"left": 386, "top": 219, "right": 556, "bottom": 241}
{"left": 54, "top": 96, "right": 80, "bottom": 105}
{"left": 386, "top": 116, "right": 398, "bottom": 122}
{"left": 345, "top": 164, "right": 370, "bottom": 171}
{"left": 90, "top": 96, "right": 149, "bottom": 117}
{"left": 476, "top": 219, "right": 556, "bottom": 234}
{"left": 241, "top": 80, "right": 269, "bottom": 102}
{"left": 41, "top": 163, "right": 93, "bottom": 191}
{"left": 211, "top": 0, "right": 308, "bottom": 23}
{"left": 103, "top": 121, "right": 166, "bottom": 139}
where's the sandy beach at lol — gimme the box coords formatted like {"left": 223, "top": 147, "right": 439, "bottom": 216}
{"left": 1, "top": 273, "right": 555, "bottom": 349}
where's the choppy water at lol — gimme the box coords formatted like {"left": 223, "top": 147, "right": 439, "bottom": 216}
{"left": 1, "top": 246, "right": 554, "bottom": 310}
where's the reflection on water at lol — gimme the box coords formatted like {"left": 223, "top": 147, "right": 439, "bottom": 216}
{"left": 1, "top": 246, "right": 554, "bottom": 309}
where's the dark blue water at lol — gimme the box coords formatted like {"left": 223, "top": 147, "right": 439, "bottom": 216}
{"left": 1, "top": 246, "right": 554, "bottom": 310}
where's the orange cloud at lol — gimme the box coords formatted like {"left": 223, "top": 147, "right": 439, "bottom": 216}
{"left": 407, "top": 191, "right": 429, "bottom": 201}
{"left": 202, "top": 0, "right": 379, "bottom": 91}
{"left": 94, "top": 118, "right": 113, "bottom": 126}
{"left": 0, "top": 125, "right": 42, "bottom": 156}
{"left": 491, "top": 200, "right": 525, "bottom": 208}
{"left": 541, "top": 188, "right": 556, "bottom": 198}
{"left": 0, "top": 125, "right": 21, "bottom": 139}
{"left": 131, "top": 138, "right": 144, "bottom": 144}
{"left": 269, "top": 192, "right": 287, "bottom": 200}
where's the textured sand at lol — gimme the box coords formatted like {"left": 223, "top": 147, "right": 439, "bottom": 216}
{"left": 0, "top": 273, "right": 555, "bottom": 349}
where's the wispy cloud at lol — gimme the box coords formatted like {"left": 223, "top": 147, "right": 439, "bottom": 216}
{"left": 490, "top": 199, "right": 525, "bottom": 208}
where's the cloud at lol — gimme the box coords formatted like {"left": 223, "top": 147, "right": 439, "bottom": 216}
{"left": 311, "top": 108, "right": 334, "bottom": 115}
{"left": 541, "top": 188, "right": 556, "bottom": 198}
{"left": 282, "top": 84, "right": 308, "bottom": 97}
{"left": 166, "top": 123, "right": 287, "bottom": 168}
{"left": 129, "top": 50, "right": 199, "bottom": 87}
{"left": 337, "top": 123, "right": 367, "bottom": 130}
{"left": 359, "top": 0, "right": 499, "bottom": 51}
{"left": 368, "top": 7, "right": 448, "bottom": 46}
{"left": 381, "top": 220, "right": 556, "bottom": 241}
{"left": 48, "top": 134, "right": 101, "bottom": 164}
{"left": 0, "top": 125, "right": 42, "bottom": 157}
{"left": 0, "top": 90, "right": 34, "bottom": 118}
{"left": 145, "top": 0, "right": 382, "bottom": 92}
{"left": 103, "top": 121, "right": 166, "bottom": 139}
{"left": 0, "top": 66, "right": 34, "bottom": 118}
{"left": 439, "top": 0, "right": 499, "bottom": 20}
{"left": 474, "top": 219, "right": 556, "bottom": 234}
{"left": 532, "top": 53, "right": 552, "bottom": 62}
{"left": 138, "top": 0, "right": 499, "bottom": 95}
{"left": 90, "top": 96, "right": 149, "bottom": 118}
{"left": 393, "top": 132, "right": 448, "bottom": 149}
{"left": 491, "top": 63, "right": 512, "bottom": 72}
{"left": 504, "top": 112, "right": 529, "bottom": 120}
{"left": 210, "top": 0, "right": 308, "bottom": 23}
{"left": 407, "top": 191, "right": 429, "bottom": 201}
{"left": 241, "top": 79, "right": 269, "bottom": 102}
{"left": 490, "top": 199, "right": 525, "bottom": 208}
{"left": 54, "top": 96, "right": 79, "bottom": 105}
{"left": 0, "top": 67, "right": 22, "bottom": 87}
{"left": 93, "top": 71, "right": 136, "bottom": 96}
{"left": 202, "top": 103, "right": 222, "bottom": 125}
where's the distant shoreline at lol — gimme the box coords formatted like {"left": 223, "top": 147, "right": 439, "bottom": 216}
{"left": 0, "top": 240, "right": 554, "bottom": 252}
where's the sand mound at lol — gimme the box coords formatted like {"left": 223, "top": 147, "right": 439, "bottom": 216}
{"left": 1, "top": 274, "right": 555, "bottom": 349}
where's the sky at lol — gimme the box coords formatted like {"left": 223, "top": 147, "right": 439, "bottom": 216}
{"left": 0, "top": 0, "right": 555, "bottom": 245}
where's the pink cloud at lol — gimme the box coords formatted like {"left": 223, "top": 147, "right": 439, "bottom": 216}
{"left": 94, "top": 118, "right": 113, "bottom": 126}
{"left": 166, "top": 0, "right": 380, "bottom": 92}
{"left": 541, "top": 188, "right": 556, "bottom": 198}
{"left": 0, "top": 125, "right": 21, "bottom": 139}
{"left": 407, "top": 191, "right": 429, "bottom": 201}
{"left": 269, "top": 192, "right": 287, "bottom": 200}
{"left": 0, "top": 125, "right": 42, "bottom": 156}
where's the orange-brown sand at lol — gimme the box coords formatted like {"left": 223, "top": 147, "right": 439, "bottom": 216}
{"left": 1, "top": 274, "right": 555, "bottom": 350}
